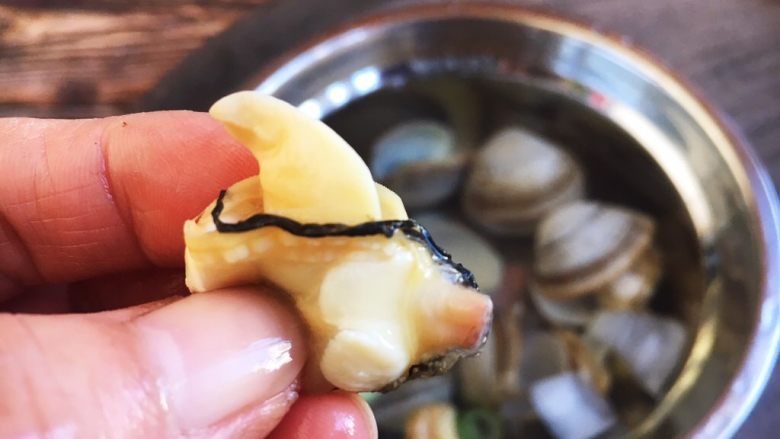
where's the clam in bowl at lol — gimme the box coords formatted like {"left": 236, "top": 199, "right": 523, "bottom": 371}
{"left": 247, "top": 3, "right": 780, "bottom": 439}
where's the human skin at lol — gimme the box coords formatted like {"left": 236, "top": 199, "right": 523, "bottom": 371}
{"left": 0, "top": 112, "right": 377, "bottom": 439}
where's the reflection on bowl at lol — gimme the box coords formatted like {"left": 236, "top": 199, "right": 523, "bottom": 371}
{"left": 250, "top": 3, "right": 780, "bottom": 438}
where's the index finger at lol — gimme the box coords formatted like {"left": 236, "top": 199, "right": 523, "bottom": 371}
{"left": 0, "top": 111, "right": 256, "bottom": 294}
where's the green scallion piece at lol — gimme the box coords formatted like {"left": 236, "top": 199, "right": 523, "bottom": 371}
{"left": 457, "top": 408, "right": 503, "bottom": 439}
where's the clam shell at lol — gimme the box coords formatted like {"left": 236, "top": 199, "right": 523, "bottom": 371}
{"left": 463, "top": 127, "right": 585, "bottom": 235}
{"left": 533, "top": 200, "right": 657, "bottom": 300}
{"left": 372, "top": 120, "right": 466, "bottom": 209}
{"left": 598, "top": 245, "right": 662, "bottom": 310}
{"left": 529, "top": 284, "right": 598, "bottom": 327}
{"left": 372, "top": 120, "right": 456, "bottom": 179}
{"left": 382, "top": 159, "right": 466, "bottom": 209}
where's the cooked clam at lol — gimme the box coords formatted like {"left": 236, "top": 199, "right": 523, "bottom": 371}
{"left": 462, "top": 127, "right": 585, "bottom": 235}
{"left": 370, "top": 79, "right": 481, "bottom": 212}
{"left": 372, "top": 121, "right": 467, "bottom": 210}
{"left": 183, "top": 91, "right": 493, "bottom": 392}
{"left": 599, "top": 246, "right": 662, "bottom": 310}
{"left": 532, "top": 200, "right": 661, "bottom": 309}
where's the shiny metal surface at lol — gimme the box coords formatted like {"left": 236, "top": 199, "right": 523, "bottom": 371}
{"left": 249, "top": 3, "right": 780, "bottom": 438}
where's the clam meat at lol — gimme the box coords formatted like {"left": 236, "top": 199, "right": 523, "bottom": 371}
{"left": 532, "top": 200, "right": 662, "bottom": 310}
{"left": 183, "top": 91, "right": 493, "bottom": 392}
{"left": 462, "top": 127, "right": 585, "bottom": 235}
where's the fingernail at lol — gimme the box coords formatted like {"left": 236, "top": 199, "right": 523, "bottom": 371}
{"left": 350, "top": 393, "right": 379, "bottom": 439}
{"left": 136, "top": 288, "right": 305, "bottom": 431}
{"left": 267, "top": 393, "right": 378, "bottom": 439}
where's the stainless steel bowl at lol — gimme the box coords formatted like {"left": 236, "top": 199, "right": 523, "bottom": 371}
{"left": 248, "top": 3, "right": 780, "bottom": 438}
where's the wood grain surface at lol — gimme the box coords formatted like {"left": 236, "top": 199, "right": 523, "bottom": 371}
{"left": 0, "top": 0, "right": 269, "bottom": 117}
{"left": 0, "top": 0, "right": 779, "bottom": 437}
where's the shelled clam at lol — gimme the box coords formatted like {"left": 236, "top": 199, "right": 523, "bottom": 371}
{"left": 184, "top": 92, "right": 493, "bottom": 393}
{"left": 463, "top": 127, "right": 585, "bottom": 235}
{"left": 530, "top": 200, "right": 662, "bottom": 327}
{"left": 369, "top": 80, "right": 482, "bottom": 212}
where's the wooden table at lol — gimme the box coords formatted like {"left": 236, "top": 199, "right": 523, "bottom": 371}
{"left": 1, "top": 0, "right": 778, "bottom": 436}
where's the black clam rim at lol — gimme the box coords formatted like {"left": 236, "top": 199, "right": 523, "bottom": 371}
{"left": 212, "top": 188, "right": 491, "bottom": 391}
{"left": 380, "top": 317, "right": 494, "bottom": 393}
{"left": 211, "top": 189, "right": 478, "bottom": 289}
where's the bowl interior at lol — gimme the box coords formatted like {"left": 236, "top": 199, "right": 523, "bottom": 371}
{"left": 254, "top": 5, "right": 772, "bottom": 438}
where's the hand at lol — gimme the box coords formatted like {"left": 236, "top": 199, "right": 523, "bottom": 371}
{"left": 0, "top": 113, "right": 377, "bottom": 438}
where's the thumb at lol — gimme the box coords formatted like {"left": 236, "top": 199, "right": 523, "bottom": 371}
{"left": 0, "top": 288, "right": 305, "bottom": 438}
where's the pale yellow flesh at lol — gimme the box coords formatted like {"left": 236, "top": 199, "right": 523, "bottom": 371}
{"left": 210, "top": 91, "right": 382, "bottom": 224}
{"left": 185, "top": 92, "right": 491, "bottom": 392}
{"left": 184, "top": 177, "right": 486, "bottom": 391}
